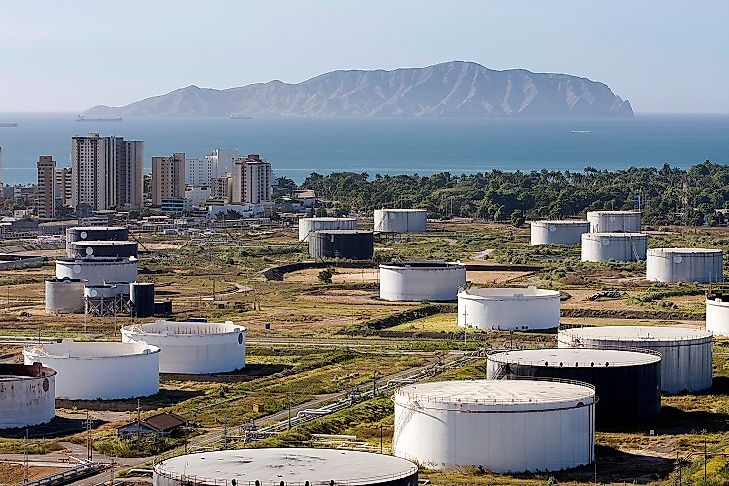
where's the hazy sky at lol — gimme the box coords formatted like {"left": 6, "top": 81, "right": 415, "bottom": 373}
{"left": 1, "top": 0, "right": 728, "bottom": 113}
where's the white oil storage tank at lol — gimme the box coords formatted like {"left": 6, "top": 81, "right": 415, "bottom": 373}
{"left": 380, "top": 261, "right": 466, "bottom": 301}
{"left": 0, "top": 363, "right": 56, "bottom": 429}
{"left": 646, "top": 248, "right": 724, "bottom": 283}
{"left": 581, "top": 233, "right": 648, "bottom": 262}
{"left": 707, "top": 292, "right": 729, "bottom": 337}
{"left": 45, "top": 278, "right": 86, "bottom": 314}
{"left": 458, "top": 286, "right": 560, "bottom": 330}
{"left": 393, "top": 379, "right": 595, "bottom": 472}
{"left": 153, "top": 449, "right": 418, "bottom": 486}
{"left": 298, "top": 217, "right": 357, "bottom": 241}
{"left": 374, "top": 209, "right": 427, "bottom": 233}
{"left": 559, "top": 326, "right": 713, "bottom": 394}
{"left": 55, "top": 257, "right": 138, "bottom": 285}
{"left": 23, "top": 340, "right": 160, "bottom": 400}
{"left": 586, "top": 211, "right": 641, "bottom": 233}
{"left": 530, "top": 220, "right": 590, "bottom": 246}
{"left": 121, "top": 320, "right": 246, "bottom": 374}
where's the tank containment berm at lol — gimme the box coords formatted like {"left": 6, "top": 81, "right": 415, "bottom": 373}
{"left": 380, "top": 260, "right": 466, "bottom": 301}
{"left": 458, "top": 286, "right": 561, "bottom": 330}
{"left": 586, "top": 210, "right": 641, "bottom": 233}
{"left": 121, "top": 320, "right": 246, "bottom": 374}
{"left": 153, "top": 448, "right": 418, "bottom": 486}
{"left": 646, "top": 248, "right": 724, "bottom": 283}
{"left": 374, "top": 209, "right": 427, "bottom": 233}
{"left": 393, "top": 379, "right": 595, "bottom": 472}
{"left": 23, "top": 340, "right": 160, "bottom": 400}
{"left": 530, "top": 220, "right": 590, "bottom": 246}
{"left": 558, "top": 326, "right": 712, "bottom": 394}
{"left": 0, "top": 362, "right": 56, "bottom": 429}
{"left": 487, "top": 348, "right": 661, "bottom": 427}
{"left": 298, "top": 217, "right": 357, "bottom": 242}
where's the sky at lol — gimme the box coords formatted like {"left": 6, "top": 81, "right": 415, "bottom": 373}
{"left": 1, "top": 0, "right": 728, "bottom": 113}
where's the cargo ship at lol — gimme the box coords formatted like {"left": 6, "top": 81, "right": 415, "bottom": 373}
{"left": 0, "top": 122, "right": 18, "bottom": 127}
{"left": 77, "top": 115, "right": 123, "bottom": 122}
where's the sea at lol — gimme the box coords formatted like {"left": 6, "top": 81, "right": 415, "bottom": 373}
{"left": 0, "top": 113, "right": 727, "bottom": 185}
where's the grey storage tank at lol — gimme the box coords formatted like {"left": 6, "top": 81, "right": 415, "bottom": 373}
{"left": 308, "top": 230, "right": 374, "bottom": 260}
{"left": 45, "top": 278, "right": 86, "bottom": 314}
{"left": 487, "top": 348, "right": 661, "bottom": 427}
{"left": 530, "top": 220, "right": 591, "bottom": 246}
{"left": 66, "top": 226, "right": 129, "bottom": 255}
{"left": 70, "top": 240, "right": 138, "bottom": 258}
{"left": 131, "top": 282, "right": 155, "bottom": 318}
{"left": 646, "top": 248, "right": 724, "bottom": 283}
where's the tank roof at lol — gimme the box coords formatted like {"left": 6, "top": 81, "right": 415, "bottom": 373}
{"left": 397, "top": 379, "right": 594, "bottom": 406}
{"left": 459, "top": 286, "right": 559, "bottom": 299}
{"left": 648, "top": 247, "right": 722, "bottom": 254}
{"left": 489, "top": 348, "right": 660, "bottom": 367}
{"left": 587, "top": 210, "right": 641, "bottom": 215}
{"left": 531, "top": 220, "right": 590, "bottom": 225}
{"left": 300, "top": 217, "right": 356, "bottom": 221}
{"left": 0, "top": 362, "right": 56, "bottom": 380}
{"left": 71, "top": 240, "right": 137, "bottom": 246}
{"left": 376, "top": 208, "right": 427, "bottom": 212}
{"left": 68, "top": 226, "right": 127, "bottom": 231}
{"left": 562, "top": 326, "right": 712, "bottom": 342}
{"left": 24, "top": 340, "right": 159, "bottom": 359}
{"left": 380, "top": 260, "right": 464, "bottom": 269}
{"left": 124, "top": 320, "right": 246, "bottom": 336}
{"left": 56, "top": 256, "right": 137, "bottom": 263}
{"left": 313, "top": 229, "right": 372, "bottom": 234}
{"left": 583, "top": 232, "right": 647, "bottom": 238}
{"left": 155, "top": 448, "right": 417, "bottom": 483}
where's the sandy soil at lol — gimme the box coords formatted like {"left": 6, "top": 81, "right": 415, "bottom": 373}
{"left": 0, "top": 463, "right": 65, "bottom": 486}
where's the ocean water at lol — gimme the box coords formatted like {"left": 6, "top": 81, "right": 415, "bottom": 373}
{"left": 0, "top": 113, "right": 727, "bottom": 184}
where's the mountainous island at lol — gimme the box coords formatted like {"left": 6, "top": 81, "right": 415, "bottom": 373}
{"left": 84, "top": 61, "right": 633, "bottom": 118}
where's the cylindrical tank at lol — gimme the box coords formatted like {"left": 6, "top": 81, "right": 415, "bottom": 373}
{"left": 66, "top": 226, "right": 128, "bottom": 255}
{"left": 374, "top": 209, "right": 427, "bottom": 233}
{"left": 487, "top": 348, "right": 661, "bottom": 427}
{"left": 586, "top": 211, "right": 641, "bottom": 233}
{"left": 707, "top": 293, "right": 729, "bottom": 337}
{"left": 84, "top": 284, "right": 122, "bottom": 300}
{"left": 530, "top": 220, "right": 591, "bottom": 246}
{"left": 458, "top": 286, "right": 560, "bottom": 330}
{"left": 393, "top": 379, "right": 595, "bottom": 472}
{"left": 646, "top": 248, "right": 724, "bottom": 283}
{"left": 298, "top": 217, "right": 357, "bottom": 241}
{"left": 153, "top": 449, "right": 418, "bottom": 486}
{"left": 45, "top": 278, "right": 86, "bottom": 314}
{"left": 379, "top": 261, "right": 466, "bottom": 301}
{"left": 121, "top": 320, "right": 246, "bottom": 374}
{"left": 23, "top": 340, "right": 159, "bottom": 400}
{"left": 559, "top": 326, "right": 713, "bottom": 394}
{"left": 581, "top": 233, "right": 648, "bottom": 262}
{"left": 130, "top": 282, "right": 155, "bottom": 318}
{"left": 55, "top": 257, "right": 138, "bottom": 285}
{"left": 70, "top": 240, "right": 138, "bottom": 258}
{"left": 0, "top": 363, "right": 56, "bottom": 429}
{"left": 308, "top": 230, "right": 374, "bottom": 259}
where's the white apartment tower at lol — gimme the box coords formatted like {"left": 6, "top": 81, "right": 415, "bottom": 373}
{"left": 186, "top": 149, "right": 240, "bottom": 186}
{"left": 232, "top": 154, "right": 272, "bottom": 204}
{"left": 71, "top": 133, "right": 144, "bottom": 211}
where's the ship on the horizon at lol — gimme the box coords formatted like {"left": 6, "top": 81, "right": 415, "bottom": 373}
{"left": 229, "top": 113, "right": 252, "bottom": 120}
{"left": 0, "top": 122, "right": 18, "bottom": 127}
{"left": 77, "top": 114, "right": 123, "bottom": 122}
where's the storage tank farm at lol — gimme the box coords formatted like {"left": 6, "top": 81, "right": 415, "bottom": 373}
{"left": 581, "top": 210, "right": 649, "bottom": 262}
{"left": 45, "top": 278, "right": 86, "bottom": 314}
{"left": 559, "top": 326, "right": 713, "bottom": 394}
{"left": 298, "top": 216, "right": 357, "bottom": 241}
{"left": 530, "top": 220, "right": 590, "bottom": 246}
{"left": 457, "top": 286, "right": 561, "bottom": 330}
{"left": 0, "top": 363, "right": 56, "bottom": 429}
{"left": 646, "top": 248, "right": 724, "bottom": 283}
{"left": 308, "top": 229, "right": 374, "bottom": 259}
{"left": 153, "top": 449, "right": 418, "bottom": 486}
{"left": 393, "top": 379, "right": 596, "bottom": 472}
{"left": 487, "top": 348, "right": 661, "bottom": 427}
{"left": 374, "top": 208, "right": 427, "bottom": 233}
{"left": 23, "top": 340, "right": 160, "bottom": 400}
{"left": 121, "top": 320, "right": 246, "bottom": 374}
{"left": 379, "top": 260, "right": 466, "bottom": 301}
{"left": 707, "top": 291, "right": 729, "bottom": 336}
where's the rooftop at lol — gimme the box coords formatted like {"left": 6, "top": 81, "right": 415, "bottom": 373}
{"left": 489, "top": 348, "right": 660, "bottom": 367}
{"left": 561, "top": 326, "right": 712, "bottom": 342}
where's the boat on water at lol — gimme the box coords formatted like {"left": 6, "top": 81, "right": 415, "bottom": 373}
{"left": 570, "top": 129, "right": 591, "bottom": 134}
{"left": 0, "top": 122, "right": 18, "bottom": 128}
{"left": 230, "top": 113, "right": 252, "bottom": 120}
{"left": 77, "top": 115, "right": 123, "bottom": 122}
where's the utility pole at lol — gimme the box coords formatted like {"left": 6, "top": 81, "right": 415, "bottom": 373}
{"left": 379, "top": 424, "right": 383, "bottom": 454}
{"left": 704, "top": 434, "right": 708, "bottom": 481}
{"left": 287, "top": 392, "right": 292, "bottom": 429}
{"left": 23, "top": 428, "right": 28, "bottom": 484}
{"left": 85, "top": 410, "right": 93, "bottom": 462}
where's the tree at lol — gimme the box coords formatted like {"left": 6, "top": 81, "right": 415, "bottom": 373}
{"left": 318, "top": 269, "right": 333, "bottom": 284}
{"left": 510, "top": 209, "right": 525, "bottom": 227}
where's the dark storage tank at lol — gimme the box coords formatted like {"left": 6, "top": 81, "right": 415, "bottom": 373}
{"left": 308, "top": 230, "right": 374, "bottom": 260}
{"left": 66, "top": 226, "right": 129, "bottom": 255}
{"left": 70, "top": 241, "right": 138, "bottom": 258}
{"left": 154, "top": 301, "right": 173, "bottom": 316}
{"left": 487, "top": 348, "right": 661, "bottom": 428}
{"left": 130, "top": 282, "right": 155, "bottom": 318}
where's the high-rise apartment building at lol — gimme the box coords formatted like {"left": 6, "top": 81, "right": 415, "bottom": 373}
{"left": 210, "top": 173, "right": 233, "bottom": 202}
{"left": 185, "top": 149, "right": 239, "bottom": 186}
{"left": 55, "top": 167, "right": 73, "bottom": 209}
{"left": 71, "top": 133, "right": 143, "bottom": 211}
{"left": 36, "top": 156, "right": 56, "bottom": 218}
{"left": 152, "top": 153, "right": 186, "bottom": 206}
{"left": 232, "top": 154, "right": 272, "bottom": 204}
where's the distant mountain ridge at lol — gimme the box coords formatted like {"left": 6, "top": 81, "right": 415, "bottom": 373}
{"left": 84, "top": 61, "right": 633, "bottom": 118}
